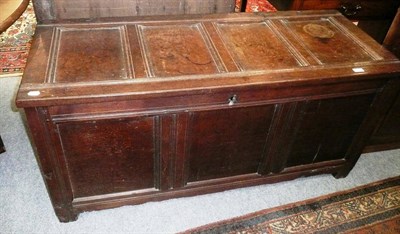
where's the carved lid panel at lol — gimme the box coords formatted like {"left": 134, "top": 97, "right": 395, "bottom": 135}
{"left": 138, "top": 24, "right": 223, "bottom": 77}
{"left": 215, "top": 21, "right": 304, "bottom": 70}
{"left": 279, "top": 17, "right": 380, "bottom": 64}
{"left": 17, "top": 11, "right": 400, "bottom": 107}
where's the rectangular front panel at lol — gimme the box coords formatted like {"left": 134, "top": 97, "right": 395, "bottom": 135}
{"left": 185, "top": 105, "right": 276, "bottom": 183}
{"left": 285, "top": 94, "right": 375, "bottom": 168}
{"left": 57, "top": 117, "right": 157, "bottom": 198}
{"left": 139, "top": 24, "right": 221, "bottom": 77}
{"left": 216, "top": 22, "right": 303, "bottom": 70}
{"left": 282, "top": 18, "right": 377, "bottom": 64}
{"left": 52, "top": 26, "right": 132, "bottom": 83}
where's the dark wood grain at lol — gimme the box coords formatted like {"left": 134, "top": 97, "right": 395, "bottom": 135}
{"left": 54, "top": 26, "right": 132, "bottom": 82}
{"left": 335, "top": 78, "right": 400, "bottom": 177}
{"left": 364, "top": 9, "right": 400, "bottom": 152}
{"left": 57, "top": 117, "right": 157, "bottom": 197}
{"left": 23, "top": 108, "right": 77, "bottom": 222}
{"left": 365, "top": 82, "right": 400, "bottom": 153}
{"left": 139, "top": 24, "right": 220, "bottom": 77}
{"left": 284, "top": 94, "right": 374, "bottom": 168}
{"left": 258, "top": 102, "right": 303, "bottom": 174}
{"left": 216, "top": 21, "right": 302, "bottom": 70}
{"left": 16, "top": 10, "right": 400, "bottom": 222}
{"left": 185, "top": 105, "right": 275, "bottom": 183}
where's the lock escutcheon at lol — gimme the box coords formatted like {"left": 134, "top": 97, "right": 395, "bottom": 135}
{"left": 228, "top": 94, "right": 238, "bottom": 106}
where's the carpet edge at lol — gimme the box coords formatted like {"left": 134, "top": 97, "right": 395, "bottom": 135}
{"left": 180, "top": 175, "right": 400, "bottom": 233}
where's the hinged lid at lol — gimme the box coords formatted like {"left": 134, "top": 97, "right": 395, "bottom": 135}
{"left": 16, "top": 10, "right": 400, "bottom": 107}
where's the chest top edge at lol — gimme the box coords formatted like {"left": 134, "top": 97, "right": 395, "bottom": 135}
{"left": 17, "top": 10, "right": 400, "bottom": 107}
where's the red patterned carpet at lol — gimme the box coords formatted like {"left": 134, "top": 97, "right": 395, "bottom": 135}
{"left": 0, "top": 1, "right": 36, "bottom": 76}
{"left": 237, "top": 0, "right": 276, "bottom": 12}
{"left": 0, "top": 1, "right": 275, "bottom": 77}
{"left": 183, "top": 176, "right": 400, "bottom": 234}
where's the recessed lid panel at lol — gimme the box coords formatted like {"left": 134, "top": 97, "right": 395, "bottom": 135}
{"left": 138, "top": 24, "right": 222, "bottom": 77}
{"left": 51, "top": 26, "right": 133, "bottom": 83}
{"left": 216, "top": 22, "right": 304, "bottom": 71}
{"left": 281, "top": 18, "right": 379, "bottom": 64}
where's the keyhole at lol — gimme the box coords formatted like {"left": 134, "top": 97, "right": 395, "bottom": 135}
{"left": 228, "top": 95, "right": 238, "bottom": 106}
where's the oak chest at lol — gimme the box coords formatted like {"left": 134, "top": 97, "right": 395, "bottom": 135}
{"left": 16, "top": 8, "right": 400, "bottom": 222}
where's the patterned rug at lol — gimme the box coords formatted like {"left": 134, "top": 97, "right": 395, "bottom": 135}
{"left": 0, "top": 1, "right": 275, "bottom": 77}
{"left": 183, "top": 176, "right": 400, "bottom": 233}
{"left": 236, "top": 0, "right": 277, "bottom": 13}
{"left": 0, "top": 1, "right": 36, "bottom": 77}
